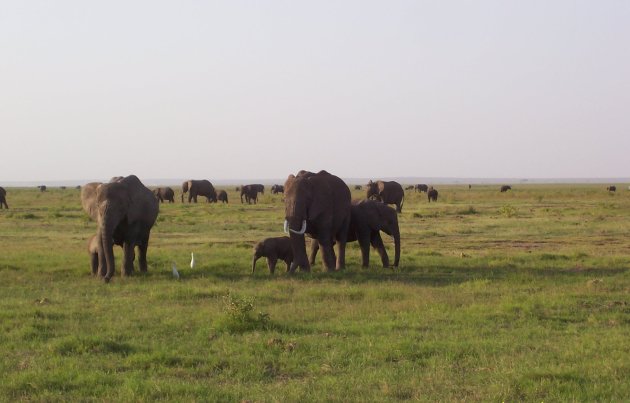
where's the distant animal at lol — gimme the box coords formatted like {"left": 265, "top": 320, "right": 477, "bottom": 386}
{"left": 60, "top": 186, "right": 66, "bottom": 190}
{"left": 37, "top": 185, "right": 47, "bottom": 192}
{"left": 271, "top": 184, "right": 284, "bottom": 194}
{"left": 172, "top": 263, "right": 180, "bottom": 279}
{"left": 284, "top": 170, "right": 351, "bottom": 272}
{"left": 252, "top": 236, "right": 293, "bottom": 274}
{"left": 415, "top": 184, "right": 428, "bottom": 193}
{"left": 405, "top": 185, "right": 414, "bottom": 190}
{"left": 0, "top": 186, "right": 8, "bottom": 209}
{"left": 216, "top": 190, "right": 228, "bottom": 203}
{"left": 80, "top": 175, "right": 159, "bottom": 282}
{"left": 427, "top": 187, "right": 438, "bottom": 202}
{"left": 75, "top": 185, "right": 81, "bottom": 190}
{"left": 153, "top": 187, "right": 175, "bottom": 203}
{"left": 354, "top": 185, "right": 362, "bottom": 190}
{"left": 235, "top": 186, "right": 240, "bottom": 191}
{"left": 310, "top": 199, "right": 400, "bottom": 269}
{"left": 607, "top": 186, "right": 616, "bottom": 192}
{"left": 241, "top": 184, "right": 264, "bottom": 204}
{"left": 366, "top": 180, "right": 405, "bottom": 213}
{"left": 181, "top": 179, "right": 217, "bottom": 203}
{"left": 469, "top": 184, "right": 472, "bottom": 190}
{"left": 500, "top": 185, "right": 512, "bottom": 192}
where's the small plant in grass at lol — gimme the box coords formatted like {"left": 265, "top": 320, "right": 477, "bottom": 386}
{"left": 216, "top": 293, "right": 271, "bottom": 333}
{"left": 458, "top": 206, "right": 478, "bottom": 215}
{"left": 498, "top": 205, "right": 517, "bottom": 217}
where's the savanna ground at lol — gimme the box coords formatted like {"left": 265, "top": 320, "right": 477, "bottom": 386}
{"left": 1, "top": 184, "right": 629, "bottom": 401}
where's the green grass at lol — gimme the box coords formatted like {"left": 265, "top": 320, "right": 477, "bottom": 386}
{"left": 1, "top": 184, "right": 629, "bottom": 401}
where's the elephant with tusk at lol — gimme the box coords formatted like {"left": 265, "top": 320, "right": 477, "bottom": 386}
{"left": 283, "top": 170, "right": 351, "bottom": 273}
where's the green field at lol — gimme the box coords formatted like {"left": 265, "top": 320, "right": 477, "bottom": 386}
{"left": 1, "top": 184, "right": 629, "bottom": 401}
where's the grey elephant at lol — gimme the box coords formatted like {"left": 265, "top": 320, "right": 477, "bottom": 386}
{"left": 37, "top": 185, "right": 47, "bottom": 192}
{"left": 415, "top": 184, "right": 428, "bottom": 193}
{"left": 366, "top": 180, "right": 405, "bottom": 213}
{"left": 310, "top": 199, "right": 400, "bottom": 268}
{"left": 81, "top": 175, "right": 159, "bottom": 282}
{"left": 181, "top": 179, "right": 217, "bottom": 203}
{"left": 428, "top": 187, "right": 438, "bottom": 202}
{"left": 252, "top": 236, "right": 293, "bottom": 274}
{"left": 241, "top": 184, "right": 264, "bottom": 204}
{"left": 284, "top": 170, "right": 351, "bottom": 272}
{"left": 0, "top": 186, "right": 8, "bottom": 209}
{"left": 153, "top": 187, "right": 175, "bottom": 203}
{"left": 270, "top": 184, "right": 284, "bottom": 194}
{"left": 216, "top": 190, "right": 228, "bottom": 203}
{"left": 500, "top": 185, "right": 511, "bottom": 192}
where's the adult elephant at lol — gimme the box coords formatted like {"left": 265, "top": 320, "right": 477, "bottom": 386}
{"left": 366, "top": 180, "right": 404, "bottom": 213}
{"left": 415, "top": 184, "right": 428, "bottom": 193}
{"left": 241, "top": 184, "right": 264, "bottom": 204}
{"left": 607, "top": 186, "right": 616, "bottom": 192}
{"left": 181, "top": 179, "right": 217, "bottom": 203}
{"left": 405, "top": 185, "right": 414, "bottom": 190}
{"left": 217, "top": 190, "right": 228, "bottom": 203}
{"left": 81, "top": 175, "right": 159, "bottom": 282}
{"left": 428, "top": 187, "right": 438, "bottom": 202}
{"left": 500, "top": 185, "right": 512, "bottom": 192}
{"left": 310, "top": 199, "right": 400, "bottom": 269}
{"left": 0, "top": 186, "right": 8, "bottom": 209}
{"left": 153, "top": 187, "right": 175, "bottom": 203}
{"left": 354, "top": 185, "right": 362, "bottom": 190}
{"left": 271, "top": 184, "right": 284, "bottom": 194}
{"left": 38, "top": 185, "right": 47, "bottom": 192}
{"left": 284, "top": 170, "right": 351, "bottom": 272}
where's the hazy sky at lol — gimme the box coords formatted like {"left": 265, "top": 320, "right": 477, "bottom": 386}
{"left": 2, "top": 1, "right": 629, "bottom": 181}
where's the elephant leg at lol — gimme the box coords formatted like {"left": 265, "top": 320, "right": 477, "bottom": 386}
{"left": 266, "top": 256, "right": 277, "bottom": 274}
{"left": 138, "top": 230, "right": 150, "bottom": 273}
{"left": 90, "top": 252, "right": 99, "bottom": 276}
{"left": 370, "top": 231, "right": 390, "bottom": 268}
{"left": 357, "top": 231, "right": 371, "bottom": 268}
{"left": 97, "top": 236, "right": 107, "bottom": 278}
{"left": 318, "top": 237, "right": 336, "bottom": 272}
{"left": 309, "top": 239, "right": 320, "bottom": 265}
{"left": 122, "top": 242, "right": 135, "bottom": 276}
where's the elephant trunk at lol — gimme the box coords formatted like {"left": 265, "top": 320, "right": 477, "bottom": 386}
{"left": 392, "top": 225, "right": 401, "bottom": 268}
{"left": 288, "top": 231, "right": 310, "bottom": 272}
{"left": 99, "top": 211, "right": 117, "bottom": 282}
{"left": 251, "top": 254, "right": 260, "bottom": 273}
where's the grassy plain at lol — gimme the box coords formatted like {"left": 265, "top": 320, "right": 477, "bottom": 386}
{"left": 1, "top": 184, "right": 629, "bottom": 401}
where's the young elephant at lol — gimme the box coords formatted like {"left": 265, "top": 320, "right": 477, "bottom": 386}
{"left": 252, "top": 236, "right": 293, "bottom": 274}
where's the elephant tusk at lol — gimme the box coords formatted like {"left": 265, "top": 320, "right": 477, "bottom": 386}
{"left": 289, "top": 220, "right": 307, "bottom": 235}
{"left": 283, "top": 220, "right": 289, "bottom": 234}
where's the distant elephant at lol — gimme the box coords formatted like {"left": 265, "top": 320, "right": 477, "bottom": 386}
{"left": 271, "top": 184, "right": 284, "bottom": 194}
{"left": 181, "top": 179, "right": 217, "bottom": 203}
{"left": 235, "top": 186, "right": 241, "bottom": 191}
{"left": 153, "top": 187, "right": 175, "bottom": 203}
{"left": 37, "top": 185, "right": 47, "bottom": 192}
{"left": 428, "top": 187, "right": 438, "bottom": 202}
{"left": 405, "top": 185, "right": 414, "bottom": 190}
{"left": 415, "top": 184, "right": 428, "bottom": 193}
{"left": 217, "top": 190, "right": 228, "bottom": 203}
{"left": 0, "top": 186, "right": 8, "bottom": 209}
{"left": 252, "top": 236, "right": 293, "bottom": 274}
{"left": 366, "top": 180, "right": 404, "bottom": 213}
{"left": 310, "top": 199, "right": 400, "bottom": 268}
{"left": 60, "top": 186, "right": 67, "bottom": 190}
{"left": 75, "top": 185, "right": 81, "bottom": 190}
{"left": 607, "top": 186, "right": 616, "bottom": 192}
{"left": 284, "top": 170, "right": 351, "bottom": 272}
{"left": 240, "top": 184, "right": 264, "bottom": 204}
{"left": 354, "top": 185, "right": 362, "bottom": 190}
{"left": 500, "top": 185, "right": 512, "bottom": 192}
{"left": 81, "top": 175, "right": 159, "bottom": 282}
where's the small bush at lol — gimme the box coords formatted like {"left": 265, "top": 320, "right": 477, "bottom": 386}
{"left": 215, "top": 293, "right": 271, "bottom": 333}
{"left": 458, "top": 206, "right": 478, "bottom": 215}
{"left": 498, "top": 205, "right": 517, "bottom": 217}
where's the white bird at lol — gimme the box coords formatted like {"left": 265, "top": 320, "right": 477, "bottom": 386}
{"left": 190, "top": 252, "right": 195, "bottom": 269}
{"left": 172, "top": 262, "right": 180, "bottom": 280}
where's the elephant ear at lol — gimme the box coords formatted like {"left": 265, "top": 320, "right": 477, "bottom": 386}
{"left": 305, "top": 175, "right": 330, "bottom": 221}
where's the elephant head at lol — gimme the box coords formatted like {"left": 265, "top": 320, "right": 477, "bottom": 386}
{"left": 181, "top": 181, "right": 190, "bottom": 202}
{"left": 366, "top": 180, "right": 380, "bottom": 201}
{"left": 284, "top": 170, "right": 351, "bottom": 272}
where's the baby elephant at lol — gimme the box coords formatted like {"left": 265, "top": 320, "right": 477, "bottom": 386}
{"left": 252, "top": 236, "right": 293, "bottom": 274}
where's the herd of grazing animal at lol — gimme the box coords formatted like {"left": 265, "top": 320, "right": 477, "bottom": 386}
{"left": 0, "top": 179, "right": 625, "bottom": 282}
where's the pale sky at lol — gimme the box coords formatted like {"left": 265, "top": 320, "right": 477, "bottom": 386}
{"left": 1, "top": 1, "right": 629, "bottom": 181}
